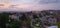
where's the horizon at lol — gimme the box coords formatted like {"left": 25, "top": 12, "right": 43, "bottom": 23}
{"left": 0, "top": 9, "right": 60, "bottom": 12}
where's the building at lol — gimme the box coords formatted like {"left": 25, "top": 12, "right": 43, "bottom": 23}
{"left": 9, "top": 14, "right": 19, "bottom": 21}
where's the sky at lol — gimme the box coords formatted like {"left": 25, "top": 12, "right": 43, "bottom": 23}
{"left": 0, "top": 0, "right": 60, "bottom": 11}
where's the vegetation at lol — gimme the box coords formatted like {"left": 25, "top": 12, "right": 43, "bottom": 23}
{"left": 0, "top": 13, "right": 21, "bottom": 28}
{"left": 57, "top": 22, "right": 60, "bottom": 28}
{"left": 0, "top": 13, "right": 9, "bottom": 28}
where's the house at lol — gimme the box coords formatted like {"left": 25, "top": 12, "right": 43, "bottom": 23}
{"left": 9, "top": 15, "right": 19, "bottom": 21}
{"left": 48, "top": 17, "right": 57, "bottom": 25}
{"left": 39, "top": 15, "right": 57, "bottom": 26}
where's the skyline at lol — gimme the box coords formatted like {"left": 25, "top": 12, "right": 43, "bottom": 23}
{"left": 0, "top": 0, "right": 60, "bottom": 11}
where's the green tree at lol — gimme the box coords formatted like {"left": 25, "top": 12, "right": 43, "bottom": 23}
{"left": 0, "top": 12, "right": 9, "bottom": 28}
{"left": 9, "top": 19, "right": 21, "bottom": 28}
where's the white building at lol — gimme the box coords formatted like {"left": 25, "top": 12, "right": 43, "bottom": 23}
{"left": 9, "top": 15, "right": 19, "bottom": 21}
{"left": 47, "top": 26, "right": 58, "bottom": 28}
{"left": 48, "top": 18, "right": 57, "bottom": 25}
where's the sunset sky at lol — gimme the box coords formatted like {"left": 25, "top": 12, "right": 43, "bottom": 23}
{"left": 0, "top": 0, "right": 60, "bottom": 11}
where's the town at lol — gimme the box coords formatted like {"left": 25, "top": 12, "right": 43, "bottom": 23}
{"left": 0, "top": 10, "right": 59, "bottom": 28}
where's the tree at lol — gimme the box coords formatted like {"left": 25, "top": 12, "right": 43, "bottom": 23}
{"left": 0, "top": 12, "right": 9, "bottom": 28}
{"left": 9, "top": 19, "right": 21, "bottom": 28}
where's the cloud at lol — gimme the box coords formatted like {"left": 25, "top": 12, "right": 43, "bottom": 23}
{"left": 0, "top": 0, "right": 60, "bottom": 4}
{"left": 0, "top": 4, "right": 4, "bottom": 6}
{"left": 0, "top": 0, "right": 60, "bottom": 11}
{"left": 9, "top": 4, "right": 19, "bottom": 8}
{"left": 39, "top": 0, "right": 60, "bottom": 4}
